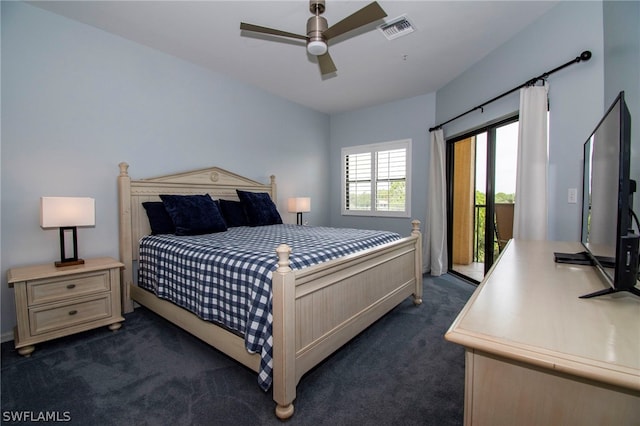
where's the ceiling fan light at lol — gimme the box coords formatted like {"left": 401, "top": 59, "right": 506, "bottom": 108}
{"left": 307, "top": 40, "right": 327, "bottom": 56}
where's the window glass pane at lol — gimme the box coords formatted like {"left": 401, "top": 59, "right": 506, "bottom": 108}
{"left": 376, "top": 181, "right": 406, "bottom": 211}
{"left": 345, "top": 153, "right": 371, "bottom": 211}
{"left": 376, "top": 148, "right": 406, "bottom": 211}
{"left": 449, "top": 116, "right": 519, "bottom": 284}
{"left": 349, "top": 182, "right": 372, "bottom": 210}
{"left": 495, "top": 122, "right": 518, "bottom": 199}
{"left": 377, "top": 149, "right": 406, "bottom": 179}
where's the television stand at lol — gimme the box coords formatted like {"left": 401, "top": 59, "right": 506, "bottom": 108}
{"left": 553, "top": 251, "right": 615, "bottom": 268}
{"left": 580, "top": 285, "right": 640, "bottom": 299}
{"left": 445, "top": 240, "right": 640, "bottom": 425}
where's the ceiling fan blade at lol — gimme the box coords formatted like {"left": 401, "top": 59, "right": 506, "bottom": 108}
{"left": 322, "top": 1, "right": 387, "bottom": 40}
{"left": 318, "top": 52, "right": 337, "bottom": 75}
{"left": 240, "top": 22, "right": 308, "bottom": 41}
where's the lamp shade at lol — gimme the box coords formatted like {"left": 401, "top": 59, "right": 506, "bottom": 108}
{"left": 40, "top": 197, "right": 95, "bottom": 228}
{"left": 287, "top": 197, "right": 311, "bottom": 213}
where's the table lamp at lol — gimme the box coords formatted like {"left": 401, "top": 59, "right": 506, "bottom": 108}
{"left": 40, "top": 197, "right": 95, "bottom": 267}
{"left": 288, "top": 197, "right": 311, "bottom": 225}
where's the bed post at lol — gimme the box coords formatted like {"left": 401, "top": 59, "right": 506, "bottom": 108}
{"left": 412, "top": 220, "right": 423, "bottom": 305}
{"left": 269, "top": 174, "right": 277, "bottom": 201}
{"left": 271, "top": 244, "right": 296, "bottom": 420}
{"left": 117, "top": 162, "right": 134, "bottom": 313}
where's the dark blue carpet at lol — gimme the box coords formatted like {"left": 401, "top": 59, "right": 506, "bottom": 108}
{"left": 1, "top": 274, "right": 475, "bottom": 425}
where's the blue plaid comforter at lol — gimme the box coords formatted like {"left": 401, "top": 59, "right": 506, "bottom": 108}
{"left": 138, "top": 224, "right": 401, "bottom": 390}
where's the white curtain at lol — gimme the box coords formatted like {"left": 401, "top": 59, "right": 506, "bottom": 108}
{"left": 513, "top": 82, "right": 549, "bottom": 240}
{"left": 425, "top": 129, "right": 448, "bottom": 275}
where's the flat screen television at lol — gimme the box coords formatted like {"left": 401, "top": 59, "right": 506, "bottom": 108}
{"left": 564, "top": 91, "right": 640, "bottom": 298}
{"left": 555, "top": 91, "right": 639, "bottom": 298}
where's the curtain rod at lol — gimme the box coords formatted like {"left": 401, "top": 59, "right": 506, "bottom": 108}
{"left": 429, "top": 50, "right": 592, "bottom": 132}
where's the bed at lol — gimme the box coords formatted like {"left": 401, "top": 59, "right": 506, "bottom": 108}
{"left": 117, "top": 162, "right": 423, "bottom": 419}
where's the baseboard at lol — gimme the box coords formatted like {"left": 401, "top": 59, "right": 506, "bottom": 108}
{"left": 1, "top": 330, "right": 14, "bottom": 344}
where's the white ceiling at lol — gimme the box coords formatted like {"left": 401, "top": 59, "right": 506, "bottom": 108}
{"left": 29, "top": 1, "right": 559, "bottom": 114}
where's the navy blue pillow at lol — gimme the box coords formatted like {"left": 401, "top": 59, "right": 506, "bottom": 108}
{"left": 219, "top": 199, "right": 249, "bottom": 227}
{"left": 236, "top": 190, "right": 282, "bottom": 226}
{"left": 159, "top": 194, "right": 227, "bottom": 235}
{"left": 142, "top": 202, "right": 175, "bottom": 235}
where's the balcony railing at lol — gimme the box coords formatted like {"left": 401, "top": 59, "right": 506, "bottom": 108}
{"left": 474, "top": 204, "right": 486, "bottom": 263}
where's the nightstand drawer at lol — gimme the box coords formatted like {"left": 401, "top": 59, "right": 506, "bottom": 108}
{"left": 27, "top": 271, "right": 111, "bottom": 305}
{"left": 29, "top": 294, "right": 112, "bottom": 336}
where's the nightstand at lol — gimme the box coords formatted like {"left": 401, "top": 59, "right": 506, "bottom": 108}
{"left": 7, "top": 257, "right": 125, "bottom": 356}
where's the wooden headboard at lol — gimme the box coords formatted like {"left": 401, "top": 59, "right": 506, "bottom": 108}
{"left": 117, "top": 162, "right": 276, "bottom": 312}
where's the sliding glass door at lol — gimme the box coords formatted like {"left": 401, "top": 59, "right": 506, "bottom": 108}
{"left": 448, "top": 117, "right": 518, "bottom": 283}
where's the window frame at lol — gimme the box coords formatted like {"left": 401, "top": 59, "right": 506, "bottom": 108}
{"left": 341, "top": 139, "right": 412, "bottom": 218}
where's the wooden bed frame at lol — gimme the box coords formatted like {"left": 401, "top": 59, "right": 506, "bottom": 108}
{"left": 117, "top": 162, "right": 423, "bottom": 419}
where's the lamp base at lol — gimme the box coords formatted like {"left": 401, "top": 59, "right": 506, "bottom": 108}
{"left": 56, "top": 226, "right": 84, "bottom": 267}
{"left": 55, "top": 259, "right": 85, "bottom": 268}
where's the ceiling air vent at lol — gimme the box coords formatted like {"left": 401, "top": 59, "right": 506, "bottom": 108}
{"left": 378, "top": 16, "right": 415, "bottom": 40}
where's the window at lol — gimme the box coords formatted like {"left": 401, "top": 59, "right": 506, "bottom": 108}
{"left": 342, "top": 139, "right": 411, "bottom": 217}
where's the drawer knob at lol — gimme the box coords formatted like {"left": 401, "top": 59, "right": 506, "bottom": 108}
{"left": 66, "top": 284, "right": 76, "bottom": 290}
{"left": 68, "top": 310, "right": 78, "bottom": 316}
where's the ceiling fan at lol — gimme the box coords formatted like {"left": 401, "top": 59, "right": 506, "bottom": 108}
{"left": 240, "top": 0, "right": 387, "bottom": 76}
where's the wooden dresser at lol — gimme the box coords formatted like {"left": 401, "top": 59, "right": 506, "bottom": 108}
{"left": 7, "top": 257, "right": 124, "bottom": 356}
{"left": 445, "top": 240, "right": 640, "bottom": 425}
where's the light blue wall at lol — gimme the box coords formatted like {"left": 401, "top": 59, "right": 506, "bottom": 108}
{"left": 435, "top": 1, "right": 605, "bottom": 243}
{"left": 603, "top": 1, "right": 640, "bottom": 217}
{"left": 1, "top": 2, "right": 330, "bottom": 336}
{"left": 328, "top": 93, "right": 436, "bottom": 236}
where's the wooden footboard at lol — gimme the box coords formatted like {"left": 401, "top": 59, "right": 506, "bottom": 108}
{"left": 271, "top": 221, "right": 422, "bottom": 419}
{"left": 118, "top": 163, "right": 423, "bottom": 420}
